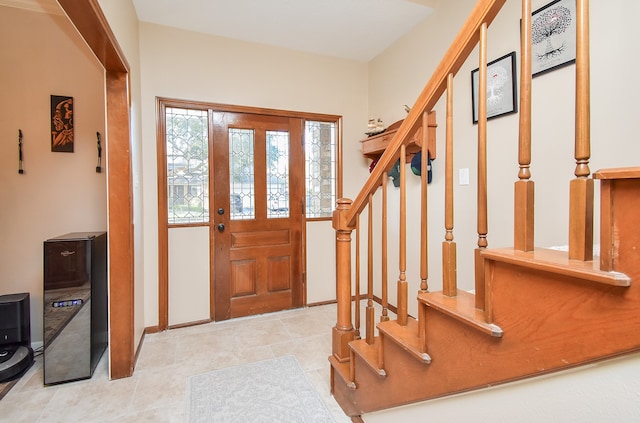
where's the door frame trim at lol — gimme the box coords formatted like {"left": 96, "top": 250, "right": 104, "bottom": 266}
{"left": 156, "top": 97, "right": 341, "bottom": 330}
{"left": 57, "top": 0, "right": 134, "bottom": 379}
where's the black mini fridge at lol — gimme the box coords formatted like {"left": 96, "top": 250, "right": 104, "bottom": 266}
{"left": 43, "top": 232, "right": 107, "bottom": 385}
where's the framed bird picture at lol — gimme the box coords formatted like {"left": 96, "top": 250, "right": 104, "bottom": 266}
{"left": 471, "top": 51, "right": 518, "bottom": 124}
{"left": 530, "top": 0, "right": 577, "bottom": 77}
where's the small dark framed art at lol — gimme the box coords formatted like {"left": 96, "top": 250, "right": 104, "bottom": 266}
{"left": 530, "top": 0, "right": 577, "bottom": 77}
{"left": 51, "top": 95, "right": 74, "bottom": 152}
{"left": 471, "top": 51, "right": 518, "bottom": 124}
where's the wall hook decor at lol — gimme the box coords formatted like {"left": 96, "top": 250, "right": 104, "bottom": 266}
{"left": 96, "top": 131, "right": 102, "bottom": 173}
{"left": 18, "top": 129, "right": 24, "bottom": 174}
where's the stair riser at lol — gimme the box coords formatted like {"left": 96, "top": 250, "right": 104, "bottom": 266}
{"left": 600, "top": 178, "right": 640, "bottom": 277}
{"left": 487, "top": 260, "right": 640, "bottom": 365}
{"left": 334, "top": 261, "right": 640, "bottom": 413}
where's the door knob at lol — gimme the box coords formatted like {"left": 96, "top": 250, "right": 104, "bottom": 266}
{"left": 217, "top": 223, "right": 225, "bottom": 232}
{"left": 217, "top": 208, "right": 225, "bottom": 215}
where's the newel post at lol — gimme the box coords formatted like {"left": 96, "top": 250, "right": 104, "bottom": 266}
{"left": 332, "top": 198, "right": 355, "bottom": 362}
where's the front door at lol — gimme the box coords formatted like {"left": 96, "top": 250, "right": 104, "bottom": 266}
{"left": 212, "top": 112, "right": 304, "bottom": 320}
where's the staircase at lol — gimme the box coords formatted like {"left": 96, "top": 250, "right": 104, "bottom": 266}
{"left": 329, "top": 0, "right": 640, "bottom": 417}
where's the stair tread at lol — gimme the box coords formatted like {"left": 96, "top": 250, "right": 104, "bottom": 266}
{"left": 329, "top": 354, "right": 356, "bottom": 390}
{"left": 481, "top": 247, "right": 631, "bottom": 287}
{"left": 378, "top": 318, "right": 431, "bottom": 363}
{"left": 350, "top": 337, "right": 386, "bottom": 377}
{"left": 418, "top": 290, "right": 503, "bottom": 337}
{"left": 593, "top": 166, "right": 640, "bottom": 180}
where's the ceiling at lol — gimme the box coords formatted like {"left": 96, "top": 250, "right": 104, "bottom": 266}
{"left": 1, "top": 0, "right": 437, "bottom": 62}
{"left": 131, "top": 0, "right": 438, "bottom": 62}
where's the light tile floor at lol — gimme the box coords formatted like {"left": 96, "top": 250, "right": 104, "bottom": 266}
{"left": 0, "top": 303, "right": 354, "bottom": 422}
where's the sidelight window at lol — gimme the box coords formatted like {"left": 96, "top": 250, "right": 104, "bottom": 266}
{"left": 165, "top": 107, "right": 209, "bottom": 224}
{"left": 305, "top": 121, "right": 336, "bottom": 219}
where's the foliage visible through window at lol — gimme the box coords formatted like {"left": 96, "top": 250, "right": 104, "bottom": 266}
{"left": 267, "top": 131, "right": 290, "bottom": 219}
{"left": 229, "top": 128, "right": 255, "bottom": 220}
{"left": 166, "top": 107, "right": 209, "bottom": 224}
{"left": 164, "top": 106, "right": 338, "bottom": 223}
{"left": 305, "top": 121, "right": 336, "bottom": 218}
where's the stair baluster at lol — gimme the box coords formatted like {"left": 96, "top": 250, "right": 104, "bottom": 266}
{"left": 442, "top": 73, "right": 457, "bottom": 297}
{"left": 354, "top": 214, "right": 361, "bottom": 340}
{"left": 366, "top": 193, "right": 375, "bottom": 343}
{"left": 514, "top": 0, "right": 535, "bottom": 252}
{"left": 474, "top": 23, "right": 489, "bottom": 306}
{"left": 420, "top": 112, "right": 430, "bottom": 293}
{"left": 569, "top": 0, "right": 594, "bottom": 261}
{"left": 397, "top": 145, "right": 409, "bottom": 326}
{"left": 477, "top": 23, "right": 488, "bottom": 251}
{"left": 381, "top": 172, "right": 390, "bottom": 322}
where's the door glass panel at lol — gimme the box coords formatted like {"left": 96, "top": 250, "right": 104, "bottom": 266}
{"left": 229, "top": 128, "right": 255, "bottom": 220}
{"left": 305, "top": 121, "right": 336, "bottom": 218}
{"left": 266, "top": 131, "right": 289, "bottom": 219}
{"left": 165, "top": 107, "right": 209, "bottom": 224}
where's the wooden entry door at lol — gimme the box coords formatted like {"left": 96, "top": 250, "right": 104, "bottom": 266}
{"left": 212, "top": 112, "right": 304, "bottom": 320}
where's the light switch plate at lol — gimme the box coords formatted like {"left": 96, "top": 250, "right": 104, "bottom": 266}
{"left": 459, "top": 168, "right": 469, "bottom": 185}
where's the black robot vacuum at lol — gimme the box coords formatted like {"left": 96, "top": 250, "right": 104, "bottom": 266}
{"left": 0, "top": 345, "right": 34, "bottom": 382}
{"left": 0, "top": 293, "right": 34, "bottom": 382}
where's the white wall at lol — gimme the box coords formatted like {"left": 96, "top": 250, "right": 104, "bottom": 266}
{"left": 368, "top": 0, "right": 640, "bottom": 316}
{"left": 137, "top": 23, "right": 370, "bottom": 327}
{"left": 365, "top": 352, "right": 640, "bottom": 423}
{"left": 168, "top": 227, "right": 209, "bottom": 325}
{"left": 306, "top": 221, "right": 337, "bottom": 303}
{"left": 0, "top": 6, "right": 106, "bottom": 345}
{"left": 95, "top": 0, "right": 146, "bottom": 353}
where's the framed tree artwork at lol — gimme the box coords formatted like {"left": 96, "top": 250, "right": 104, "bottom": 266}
{"left": 531, "top": 0, "right": 577, "bottom": 77}
{"left": 471, "top": 51, "right": 518, "bottom": 124}
{"left": 51, "top": 95, "right": 74, "bottom": 152}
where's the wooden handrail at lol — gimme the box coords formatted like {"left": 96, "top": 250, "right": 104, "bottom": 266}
{"left": 332, "top": 0, "right": 508, "bottom": 364}
{"left": 344, "top": 0, "right": 507, "bottom": 229}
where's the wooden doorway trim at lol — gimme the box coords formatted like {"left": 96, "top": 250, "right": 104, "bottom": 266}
{"left": 57, "top": 0, "right": 135, "bottom": 379}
